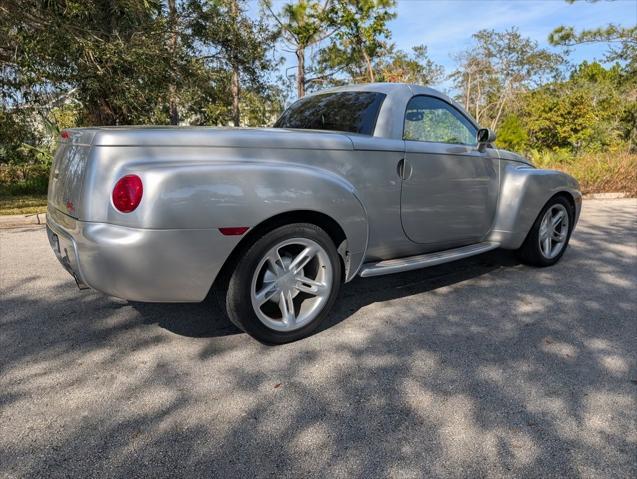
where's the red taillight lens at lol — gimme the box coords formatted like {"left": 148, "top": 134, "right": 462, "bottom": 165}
{"left": 60, "top": 130, "right": 70, "bottom": 140}
{"left": 112, "top": 175, "right": 143, "bottom": 213}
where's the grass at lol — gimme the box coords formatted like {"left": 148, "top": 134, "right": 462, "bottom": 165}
{"left": 0, "top": 194, "right": 47, "bottom": 216}
{"left": 531, "top": 151, "right": 637, "bottom": 196}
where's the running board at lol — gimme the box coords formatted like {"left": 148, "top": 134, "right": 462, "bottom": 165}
{"left": 358, "top": 242, "right": 500, "bottom": 277}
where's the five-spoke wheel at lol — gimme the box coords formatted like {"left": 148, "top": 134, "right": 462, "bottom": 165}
{"left": 538, "top": 203, "right": 570, "bottom": 260}
{"left": 518, "top": 195, "right": 574, "bottom": 266}
{"left": 250, "top": 238, "right": 333, "bottom": 332}
{"left": 222, "top": 223, "right": 341, "bottom": 344}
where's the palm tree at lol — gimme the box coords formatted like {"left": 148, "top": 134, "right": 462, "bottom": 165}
{"left": 267, "top": 0, "right": 332, "bottom": 98}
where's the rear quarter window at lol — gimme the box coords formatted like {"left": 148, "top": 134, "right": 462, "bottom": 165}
{"left": 274, "top": 92, "right": 386, "bottom": 135}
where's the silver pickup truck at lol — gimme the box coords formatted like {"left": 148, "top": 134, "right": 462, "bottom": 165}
{"left": 47, "top": 83, "right": 581, "bottom": 343}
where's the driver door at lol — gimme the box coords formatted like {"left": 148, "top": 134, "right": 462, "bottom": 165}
{"left": 400, "top": 95, "right": 499, "bottom": 247}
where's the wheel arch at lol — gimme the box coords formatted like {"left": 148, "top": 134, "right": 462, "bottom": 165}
{"left": 212, "top": 209, "right": 354, "bottom": 294}
{"left": 551, "top": 190, "right": 577, "bottom": 214}
{"left": 517, "top": 191, "right": 577, "bottom": 251}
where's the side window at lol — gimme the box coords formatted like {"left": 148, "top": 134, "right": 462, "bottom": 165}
{"left": 404, "top": 96, "right": 477, "bottom": 145}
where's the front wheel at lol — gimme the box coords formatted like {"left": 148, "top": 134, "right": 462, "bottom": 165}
{"left": 517, "top": 196, "right": 574, "bottom": 267}
{"left": 224, "top": 223, "right": 342, "bottom": 344}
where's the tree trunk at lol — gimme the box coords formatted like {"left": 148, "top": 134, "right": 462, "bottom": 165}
{"left": 91, "top": 98, "right": 116, "bottom": 126}
{"left": 491, "top": 83, "right": 510, "bottom": 130}
{"left": 231, "top": 66, "right": 240, "bottom": 126}
{"left": 230, "top": 0, "right": 240, "bottom": 126}
{"left": 168, "top": 0, "right": 179, "bottom": 125}
{"left": 475, "top": 81, "right": 481, "bottom": 123}
{"left": 362, "top": 49, "right": 375, "bottom": 83}
{"left": 464, "top": 72, "right": 472, "bottom": 112}
{"left": 296, "top": 48, "right": 305, "bottom": 98}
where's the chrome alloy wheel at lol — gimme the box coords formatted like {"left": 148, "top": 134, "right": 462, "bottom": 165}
{"left": 538, "top": 203, "right": 570, "bottom": 259}
{"left": 250, "top": 238, "right": 333, "bottom": 332}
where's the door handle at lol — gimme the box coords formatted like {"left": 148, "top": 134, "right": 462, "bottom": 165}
{"left": 397, "top": 158, "right": 412, "bottom": 180}
{"left": 397, "top": 158, "right": 405, "bottom": 178}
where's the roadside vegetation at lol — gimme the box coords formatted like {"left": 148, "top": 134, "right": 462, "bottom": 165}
{"left": 0, "top": 194, "right": 47, "bottom": 216}
{"left": 1, "top": 0, "right": 635, "bottom": 213}
{"left": 535, "top": 152, "right": 637, "bottom": 197}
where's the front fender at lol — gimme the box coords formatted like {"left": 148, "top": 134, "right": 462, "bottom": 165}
{"left": 489, "top": 163, "right": 582, "bottom": 249}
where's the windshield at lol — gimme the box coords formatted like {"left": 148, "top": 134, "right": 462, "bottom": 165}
{"left": 274, "top": 92, "right": 386, "bottom": 135}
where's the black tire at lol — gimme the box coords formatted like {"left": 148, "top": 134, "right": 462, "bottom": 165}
{"left": 517, "top": 195, "right": 574, "bottom": 267}
{"left": 221, "top": 223, "right": 342, "bottom": 344}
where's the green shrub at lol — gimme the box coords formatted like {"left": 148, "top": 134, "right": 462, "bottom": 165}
{"left": 496, "top": 115, "right": 528, "bottom": 152}
{"left": 0, "top": 163, "right": 50, "bottom": 196}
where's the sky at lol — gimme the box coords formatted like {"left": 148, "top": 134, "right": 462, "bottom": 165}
{"left": 390, "top": 0, "right": 636, "bottom": 78}
{"left": 252, "top": 0, "right": 637, "bottom": 96}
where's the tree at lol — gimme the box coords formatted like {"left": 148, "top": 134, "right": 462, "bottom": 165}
{"left": 318, "top": 0, "right": 396, "bottom": 83}
{"left": 167, "top": 0, "right": 180, "bottom": 125}
{"left": 0, "top": 0, "right": 186, "bottom": 126}
{"left": 450, "top": 51, "right": 495, "bottom": 124}
{"left": 549, "top": 1, "right": 636, "bottom": 150}
{"left": 549, "top": 0, "right": 636, "bottom": 71}
{"left": 451, "top": 28, "right": 564, "bottom": 129}
{"left": 549, "top": 0, "right": 637, "bottom": 149}
{"left": 266, "top": 0, "right": 333, "bottom": 98}
{"left": 376, "top": 45, "right": 443, "bottom": 85}
{"left": 186, "top": 0, "right": 279, "bottom": 126}
{"left": 518, "top": 62, "right": 628, "bottom": 153}
{"left": 496, "top": 114, "right": 529, "bottom": 152}
{"left": 550, "top": 24, "right": 637, "bottom": 67}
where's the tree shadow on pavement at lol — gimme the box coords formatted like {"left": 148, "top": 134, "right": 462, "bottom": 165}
{"left": 128, "top": 248, "right": 517, "bottom": 340}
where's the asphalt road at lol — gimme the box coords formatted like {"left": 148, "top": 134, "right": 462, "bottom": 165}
{"left": 1, "top": 199, "right": 636, "bottom": 478}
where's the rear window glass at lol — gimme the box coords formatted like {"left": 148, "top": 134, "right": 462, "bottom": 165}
{"left": 274, "top": 92, "right": 386, "bottom": 135}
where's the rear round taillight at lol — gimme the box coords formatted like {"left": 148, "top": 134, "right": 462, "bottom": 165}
{"left": 112, "top": 175, "right": 143, "bottom": 213}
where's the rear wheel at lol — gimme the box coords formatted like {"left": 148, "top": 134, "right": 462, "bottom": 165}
{"left": 223, "top": 223, "right": 341, "bottom": 344}
{"left": 517, "top": 196, "right": 574, "bottom": 267}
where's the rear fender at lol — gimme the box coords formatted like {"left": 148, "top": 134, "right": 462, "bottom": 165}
{"left": 88, "top": 158, "right": 368, "bottom": 281}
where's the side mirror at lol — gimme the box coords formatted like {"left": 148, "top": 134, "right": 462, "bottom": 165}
{"left": 477, "top": 128, "right": 496, "bottom": 152}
